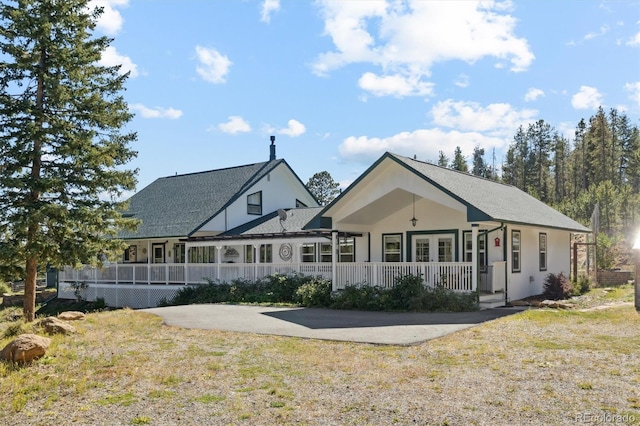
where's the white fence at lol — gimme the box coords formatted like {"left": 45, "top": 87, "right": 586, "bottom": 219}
{"left": 58, "top": 262, "right": 474, "bottom": 308}
{"left": 60, "top": 261, "right": 474, "bottom": 291}
{"left": 335, "top": 262, "right": 474, "bottom": 291}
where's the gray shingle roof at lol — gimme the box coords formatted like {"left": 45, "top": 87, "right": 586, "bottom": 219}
{"left": 119, "top": 160, "right": 283, "bottom": 239}
{"left": 307, "top": 152, "right": 589, "bottom": 233}
{"left": 221, "top": 207, "right": 324, "bottom": 236}
{"left": 390, "top": 153, "right": 590, "bottom": 232}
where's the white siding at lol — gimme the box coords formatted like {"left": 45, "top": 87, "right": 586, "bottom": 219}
{"left": 506, "top": 226, "right": 571, "bottom": 301}
{"left": 197, "top": 163, "right": 318, "bottom": 234}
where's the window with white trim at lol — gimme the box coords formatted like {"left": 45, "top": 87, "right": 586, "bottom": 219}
{"left": 320, "top": 243, "right": 332, "bottom": 263}
{"left": 339, "top": 238, "right": 355, "bottom": 262}
{"left": 189, "top": 246, "right": 216, "bottom": 263}
{"left": 247, "top": 191, "right": 262, "bottom": 215}
{"left": 539, "top": 233, "right": 547, "bottom": 271}
{"left": 512, "top": 230, "right": 521, "bottom": 273}
{"left": 301, "top": 244, "right": 315, "bottom": 262}
{"left": 383, "top": 234, "right": 402, "bottom": 262}
{"left": 260, "top": 244, "right": 272, "bottom": 263}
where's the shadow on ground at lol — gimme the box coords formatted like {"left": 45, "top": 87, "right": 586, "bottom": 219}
{"left": 260, "top": 307, "right": 521, "bottom": 330}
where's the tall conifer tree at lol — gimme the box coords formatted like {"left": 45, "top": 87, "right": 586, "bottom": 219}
{"left": 0, "top": 0, "right": 138, "bottom": 321}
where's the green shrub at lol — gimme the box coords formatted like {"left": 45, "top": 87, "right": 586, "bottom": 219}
{"left": 162, "top": 273, "right": 478, "bottom": 313}
{"left": 573, "top": 275, "right": 592, "bottom": 296}
{"left": 331, "top": 284, "right": 386, "bottom": 311}
{"left": 294, "top": 278, "right": 331, "bottom": 307}
{"left": 93, "top": 297, "right": 107, "bottom": 310}
{"left": 542, "top": 272, "right": 572, "bottom": 300}
{"left": 387, "top": 274, "right": 426, "bottom": 311}
{"left": 0, "top": 281, "right": 10, "bottom": 295}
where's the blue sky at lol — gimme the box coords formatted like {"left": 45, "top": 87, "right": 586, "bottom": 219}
{"left": 90, "top": 0, "right": 640, "bottom": 194}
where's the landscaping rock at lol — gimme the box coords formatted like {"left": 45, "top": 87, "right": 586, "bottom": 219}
{"left": 57, "top": 311, "right": 86, "bottom": 321}
{"left": 38, "top": 317, "right": 76, "bottom": 335}
{"left": 0, "top": 334, "right": 51, "bottom": 363}
{"left": 540, "top": 300, "right": 573, "bottom": 309}
{"left": 509, "top": 300, "right": 530, "bottom": 307}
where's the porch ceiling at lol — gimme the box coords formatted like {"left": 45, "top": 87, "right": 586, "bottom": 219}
{"left": 340, "top": 188, "right": 412, "bottom": 225}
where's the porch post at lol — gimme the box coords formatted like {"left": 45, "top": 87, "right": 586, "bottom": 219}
{"left": 184, "top": 244, "right": 189, "bottom": 285}
{"left": 331, "top": 231, "right": 338, "bottom": 292}
{"left": 216, "top": 246, "right": 222, "bottom": 282}
{"left": 254, "top": 244, "right": 260, "bottom": 281}
{"left": 472, "top": 224, "right": 479, "bottom": 292}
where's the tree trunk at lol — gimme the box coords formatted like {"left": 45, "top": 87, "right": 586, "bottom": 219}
{"left": 23, "top": 254, "right": 38, "bottom": 322}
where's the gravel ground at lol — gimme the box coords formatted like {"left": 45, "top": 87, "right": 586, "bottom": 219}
{"left": 1, "top": 303, "right": 639, "bottom": 426}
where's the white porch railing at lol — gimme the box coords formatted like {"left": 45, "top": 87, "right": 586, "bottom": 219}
{"left": 335, "top": 262, "right": 474, "bottom": 291}
{"left": 59, "top": 261, "right": 474, "bottom": 292}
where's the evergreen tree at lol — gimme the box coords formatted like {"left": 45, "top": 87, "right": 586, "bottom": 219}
{"left": 552, "top": 134, "right": 569, "bottom": 203}
{"left": 450, "top": 146, "right": 468, "bottom": 172}
{"left": 306, "top": 171, "right": 340, "bottom": 205}
{"left": 0, "top": 0, "right": 138, "bottom": 321}
{"left": 471, "top": 146, "right": 487, "bottom": 178}
{"left": 437, "top": 150, "right": 449, "bottom": 167}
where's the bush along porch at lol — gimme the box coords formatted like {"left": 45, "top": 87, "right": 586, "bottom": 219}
{"left": 159, "top": 273, "right": 479, "bottom": 313}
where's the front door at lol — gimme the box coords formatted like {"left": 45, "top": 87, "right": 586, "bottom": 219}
{"left": 152, "top": 244, "right": 165, "bottom": 263}
{"left": 413, "top": 234, "right": 454, "bottom": 262}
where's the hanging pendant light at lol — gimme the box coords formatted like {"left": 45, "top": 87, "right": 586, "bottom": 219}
{"left": 410, "top": 194, "right": 417, "bottom": 227}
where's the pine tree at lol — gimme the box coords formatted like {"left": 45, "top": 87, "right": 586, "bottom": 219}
{"left": 306, "top": 171, "right": 340, "bottom": 206}
{"left": 0, "top": 0, "right": 138, "bottom": 321}
{"left": 437, "top": 151, "right": 449, "bottom": 167}
{"left": 471, "top": 146, "right": 487, "bottom": 178}
{"left": 450, "top": 146, "right": 468, "bottom": 172}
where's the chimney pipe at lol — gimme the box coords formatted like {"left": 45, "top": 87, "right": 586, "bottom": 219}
{"left": 269, "top": 135, "right": 276, "bottom": 161}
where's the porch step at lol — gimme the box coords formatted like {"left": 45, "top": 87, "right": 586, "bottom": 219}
{"left": 479, "top": 296, "right": 505, "bottom": 310}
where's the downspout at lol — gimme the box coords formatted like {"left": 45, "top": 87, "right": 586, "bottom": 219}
{"left": 503, "top": 226, "right": 508, "bottom": 304}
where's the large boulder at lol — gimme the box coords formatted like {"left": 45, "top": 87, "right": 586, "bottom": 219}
{"left": 38, "top": 317, "right": 76, "bottom": 335}
{"left": 0, "top": 334, "right": 51, "bottom": 363}
{"left": 57, "top": 311, "right": 86, "bottom": 321}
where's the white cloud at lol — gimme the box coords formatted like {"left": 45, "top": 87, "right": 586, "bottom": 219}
{"left": 358, "top": 72, "right": 434, "bottom": 97}
{"left": 218, "top": 116, "right": 251, "bottom": 134}
{"left": 195, "top": 46, "right": 232, "bottom": 84}
{"left": 277, "top": 119, "right": 306, "bottom": 137}
{"left": 524, "top": 88, "right": 545, "bottom": 102}
{"left": 130, "top": 104, "right": 182, "bottom": 119}
{"left": 98, "top": 46, "right": 138, "bottom": 77}
{"left": 430, "top": 100, "right": 538, "bottom": 137}
{"left": 625, "top": 82, "right": 640, "bottom": 106}
{"left": 260, "top": 0, "right": 280, "bottom": 23}
{"left": 338, "top": 128, "right": 505, "bottom": 165}
{"left": 627, "top": 32, "right": 640, "bottom": 46}
{"left": 571, "top": 85, "right": 603, "bottom": 110}
{"left": 584, "top": 25, "right": 609, "bottom": 40}
{"left": 313, "top": 1, "right": 534, "bottom": 97}
{"left": 88, "top": 0, "right": 129, "bottom": 36}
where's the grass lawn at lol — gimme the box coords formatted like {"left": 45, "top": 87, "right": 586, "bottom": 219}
{"left": 0, "top": 285, "right": 639, "bottom": 425}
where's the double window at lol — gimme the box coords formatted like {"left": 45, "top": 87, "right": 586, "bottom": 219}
{"left": 300, "top": 239, "right": 355, "bottom": 263}
{"left": 247, "top": 191, "right": 262, "bottom": 215}
{"left": 189, "top": 246, "right": 216, "bottom": 263}
{"left": 244, "top": 244, "right": 272, "bottom": 263}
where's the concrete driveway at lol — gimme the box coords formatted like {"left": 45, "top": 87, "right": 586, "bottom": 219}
{"left": 143, "top": 304, "right": 523, "bottom": 345}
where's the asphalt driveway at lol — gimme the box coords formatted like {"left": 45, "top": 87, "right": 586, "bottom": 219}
{"left": 143, "top": 304, "right": 523, "bottom": 345}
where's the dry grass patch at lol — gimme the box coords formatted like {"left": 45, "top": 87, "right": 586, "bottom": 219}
{"left": 0, "top": 293, "right": 639, "bottom": 425}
